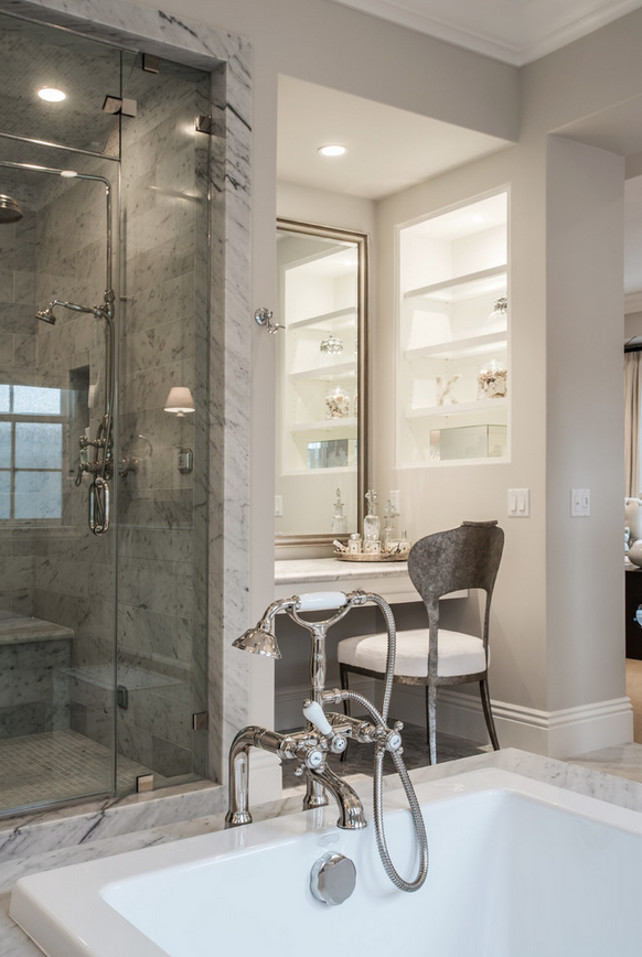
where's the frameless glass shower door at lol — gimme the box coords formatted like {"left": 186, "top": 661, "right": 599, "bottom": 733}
{"left": 0, "top": 11, "right": 210, "bottom": 815}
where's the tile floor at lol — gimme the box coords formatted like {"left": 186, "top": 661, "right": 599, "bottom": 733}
{"left": 0, "top": 729, "right": 160, "bottom": 812}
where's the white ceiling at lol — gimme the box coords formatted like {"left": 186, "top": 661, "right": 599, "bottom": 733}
{"left": 278, "top": 2, "right": 642, "bottom": 302}
{"left": 327, "top": 0, "right": 642, "bottom": 66}
{"left": 277, "top": 76, "right": 510, "bottom": 201}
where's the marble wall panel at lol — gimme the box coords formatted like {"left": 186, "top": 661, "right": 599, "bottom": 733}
{"left": 0, "top": 667, "right": 10, "bottom": 707}
{"left": 0, "top": 269, "right": 13, "bottom": 300}
{"left": 0, "top": 636, "right": 71, "bottom": 737}
{"left": 121, "top": 272, "right": 195, "bottom": 337}
{"left": 13, "top": 270, "right": 36, "bottom": 305}
{"left": 117, "top": 604, "right": 192, "bottom": 672}
{"left": 0, "top": 700, "right": 46, "bottom": 737}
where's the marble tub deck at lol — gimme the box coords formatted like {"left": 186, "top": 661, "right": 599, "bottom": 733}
{"left": 5, "top": 745, "right": 642, "bottom": 956}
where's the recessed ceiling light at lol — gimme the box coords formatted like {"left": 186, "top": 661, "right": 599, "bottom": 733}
{"left": 318, "top": 144, "right": 347, "bottom": 157}
{"left": 38, "top": 87, "right": 66, "bottom": 103}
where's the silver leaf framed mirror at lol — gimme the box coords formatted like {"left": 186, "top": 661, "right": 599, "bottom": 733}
{"left": 275, "top": 219, "right": 368, "bottom": 547}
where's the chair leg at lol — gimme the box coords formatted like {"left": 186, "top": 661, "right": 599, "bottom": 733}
{"left": 424, "top": 685, "right": 438, "bottom": 765}
{"left": 339, "top": 665, "right": 350, "bottom": 763}
{"left": 479, "top": 678, "right": 500, "bottom": 751}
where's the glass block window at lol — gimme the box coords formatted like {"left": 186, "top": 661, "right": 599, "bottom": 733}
{"left": 0, "top": 385, "right": 63, "bottom": 522}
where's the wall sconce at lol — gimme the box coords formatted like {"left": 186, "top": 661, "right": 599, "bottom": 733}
{"left": 164, "top": 386, "right": 195, "bottom": 473}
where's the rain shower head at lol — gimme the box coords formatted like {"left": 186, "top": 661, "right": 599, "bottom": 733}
{"left": 35, "top": 305, "right": 56, "bottom": 324}
{"left": 0, "top": 194, "right": 23, "bottom": 224}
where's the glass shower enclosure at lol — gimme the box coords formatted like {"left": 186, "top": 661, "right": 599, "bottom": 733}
{"left": 0, "top": 11, "right": 210, "bottom": 814}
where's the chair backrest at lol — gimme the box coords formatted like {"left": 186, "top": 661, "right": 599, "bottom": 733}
{"left": 408, "top": 522, "right": 504, "bottom": 613}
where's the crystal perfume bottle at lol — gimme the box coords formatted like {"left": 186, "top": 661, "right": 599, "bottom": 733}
{"left": 382, "top": 496, "right": 400, "bottom": 550}
{"left": 330, "top": 487, "right": 347, "bottom": 535}
{"left": 363, "top": 489, "right": 380, "bottom": 550}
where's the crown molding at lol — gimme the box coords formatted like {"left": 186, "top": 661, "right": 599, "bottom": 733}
{"left": 329, "top": 0, "right": 642, "bottom": 66}
{"left": 329, "top": 0, "right": 525, "bottom": 64}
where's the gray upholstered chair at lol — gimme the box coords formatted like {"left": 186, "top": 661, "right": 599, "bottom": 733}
{"left": 337, "top": 521, "right": 504, "bottom": 764}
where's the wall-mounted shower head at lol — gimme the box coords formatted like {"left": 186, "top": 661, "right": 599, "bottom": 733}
{"left": 35, "top": 305, "right": 56, "bottom": 324}
{"left": 0, "top": 194, "right": 23, "bottom": 224}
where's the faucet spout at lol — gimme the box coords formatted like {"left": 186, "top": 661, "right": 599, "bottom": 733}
{"left": 306, "top": 764, "right": 367, "bottom": 830}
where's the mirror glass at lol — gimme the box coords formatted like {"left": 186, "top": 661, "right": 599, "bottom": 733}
{"left": 275, "top": 219, "right": 367, "bottom": 544}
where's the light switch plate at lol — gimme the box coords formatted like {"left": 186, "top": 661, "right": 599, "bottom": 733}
{"left": 508, "top": 488, "right": 530, "bottom": 517}
{"left": 274, "top": 495, "right": 283, "bottom": 517}
{"left": 571, "top": 488, "right": 590, "bottom": 517}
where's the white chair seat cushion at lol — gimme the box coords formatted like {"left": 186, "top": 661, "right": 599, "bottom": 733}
{"left": 337, "top": 628, "right": 486, "bottom": 678}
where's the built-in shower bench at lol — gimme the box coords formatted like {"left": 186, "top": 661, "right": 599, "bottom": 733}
{"left": 0, "top": 614, "right": 74, "bottom": 738}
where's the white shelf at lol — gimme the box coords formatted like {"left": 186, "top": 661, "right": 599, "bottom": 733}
{"left": 407, "top": 398, "right": 507, "bottom": 419}
{"left": 397, "top": 190, "right": 509, "bottom": 466}
{"left": 405, "top": 331, "right": 507, "bottom": 360}
{"left": 290, "top": 416, "right": 357, "bottom": 433}
{"left": 280, "top": 465, "right": 356, "bottom": 477}
{"left": 288, "top": 307, "right": 356, "bottom": 331}
{"left": 404, "top": 265, "right": 506, "bottom": 302}
{"left": 289, "top": 359, "right": 357, "bottom": 381}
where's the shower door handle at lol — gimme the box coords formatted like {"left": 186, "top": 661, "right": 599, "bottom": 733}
{"left": 89, "top": 476, "right": 110, "bottom": 535}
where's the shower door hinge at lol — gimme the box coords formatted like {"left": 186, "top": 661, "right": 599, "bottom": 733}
{"left": 102, "top": 95, "right": 138, "bottom": 117}
{"left": 192, "top": 711, "right": 209, "bottom": 731}
{"left": 142, "top": 53, "right": 160, "bottom": 74}
{"left": 136, "top": 774, "right": 154, "bottom": 793}
{"left": 195, "top": 115, "right": 214, "bottom": 135}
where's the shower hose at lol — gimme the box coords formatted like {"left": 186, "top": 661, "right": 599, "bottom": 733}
{"left": 342, "top": 593, "right": 429, "bottom": 892}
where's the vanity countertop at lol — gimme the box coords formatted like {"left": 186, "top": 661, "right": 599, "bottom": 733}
{"left": 4, "top": 748, "right": 642, "bottom": 956}
{"left": 275, "top": 557, "right": 465, "bottom": 603}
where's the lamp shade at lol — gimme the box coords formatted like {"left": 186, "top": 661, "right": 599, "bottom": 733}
{"left": 164, "top": 386, "right": 195, "bottom": 415}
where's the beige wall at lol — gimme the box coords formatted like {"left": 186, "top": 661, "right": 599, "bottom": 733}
{"left": 375, "top": 143, "right": 550, "bottom": 722}
{"left": 124, "top": 0, "right": 634, "bottom": 753}
{"left": 545, "top": 136, "right": 625, "bottom": 711}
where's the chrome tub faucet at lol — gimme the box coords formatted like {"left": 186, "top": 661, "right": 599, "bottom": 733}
{"left": 225, "top": 590, "right": 429, "bottom": 893}
{"left": 225, "top": 591, "right": 380, "bottom": 830}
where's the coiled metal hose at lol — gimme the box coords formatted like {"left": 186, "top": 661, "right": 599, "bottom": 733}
{"left": 342, "top": 592, "right": 429, "bottom": 892}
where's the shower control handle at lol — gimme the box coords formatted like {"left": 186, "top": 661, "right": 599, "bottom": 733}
{"left": 89, "top": 476, "right": 110, "bottom": 535}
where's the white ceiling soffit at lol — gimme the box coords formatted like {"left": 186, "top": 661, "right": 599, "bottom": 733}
{"left": 277, "top": 75, "right": 511, "bottom": 200}
{"left": 327, "top": 0, "right": 642, "bottom": 65}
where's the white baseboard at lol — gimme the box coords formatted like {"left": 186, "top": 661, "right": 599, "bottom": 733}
{"left": 386, "top": 686, "right": 634, "bottom": 758}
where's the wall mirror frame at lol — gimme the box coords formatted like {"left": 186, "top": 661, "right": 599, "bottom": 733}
{"left": 275, "top": 218, "right": 368, "bottom": 549}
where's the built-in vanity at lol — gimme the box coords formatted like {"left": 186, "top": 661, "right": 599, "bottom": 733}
{"left": 276, "top": 557, "right": 418, "bottom": 604}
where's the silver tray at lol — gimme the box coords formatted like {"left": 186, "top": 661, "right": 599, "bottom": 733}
{"left": 335, "top": 551, "right": 409, "bottom": 563}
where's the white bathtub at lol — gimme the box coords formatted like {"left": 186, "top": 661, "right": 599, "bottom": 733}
{"left": 10, "top": 767, "right": 642, "bottom": 957}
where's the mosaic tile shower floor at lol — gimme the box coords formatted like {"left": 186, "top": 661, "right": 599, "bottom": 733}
{"left": 0, "top": 729, "right": 158, "bottom": 811}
